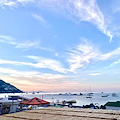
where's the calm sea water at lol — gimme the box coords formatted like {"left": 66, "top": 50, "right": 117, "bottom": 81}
{"left": 0, "top": 92, "right": 120, "bottom": 106}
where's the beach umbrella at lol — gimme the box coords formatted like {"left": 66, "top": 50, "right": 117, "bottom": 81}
{"left": 20, "top": 97, "right": 50, "bottom": 105}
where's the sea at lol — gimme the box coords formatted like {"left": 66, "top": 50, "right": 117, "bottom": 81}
{"left": 0, "top": 92, "right": 120, "bottom": 106}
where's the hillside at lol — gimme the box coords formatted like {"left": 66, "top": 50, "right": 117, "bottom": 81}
{"left": 0, "top": 79, "right": 23, "bottom": 93}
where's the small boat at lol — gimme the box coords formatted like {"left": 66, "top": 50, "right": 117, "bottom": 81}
{"left": 86, "top": 93, "right": 93, "bottom": 98}
{"left": 87, "top": 93, "right": 93, "bottom": 96}
{"left": 82, "top": 103, "right": 106, "bottom": 109}
{"left": 102, "top": 95, "right": 109, "bottom": 97}
{"left": 80, "top": 93, "right": 83, "bottom": 95}
{"left": 63, "top": 100, "right": 76, "bottom": 104}
{"left": 86, "top": 96, "right": 92, "bottom": 98}
{"left": 85, "top": 86, "right": 93, "bottom": 98}
{"left": 112, "top": 93, "right": 118, "bottom": 97}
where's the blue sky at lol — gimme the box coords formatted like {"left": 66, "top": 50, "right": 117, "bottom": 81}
{"left": 0, "top": 0, "right": 120, "bottom": 92}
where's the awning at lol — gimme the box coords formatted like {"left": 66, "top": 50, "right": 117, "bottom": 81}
{"left": 20, "top": 97, "right": 50, "bottom": 105}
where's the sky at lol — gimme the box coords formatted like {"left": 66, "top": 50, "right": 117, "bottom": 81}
{"left": 0, "top": 0, "right": 120, "bottom": 92}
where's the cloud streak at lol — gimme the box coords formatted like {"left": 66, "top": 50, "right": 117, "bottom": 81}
{"left": 67, "top": 40, "right": 100, "bottom": 72}
{"left": 107, "top": 59, "right": 120, "bottom": 68}
{"left": 67, "top": 40, "right": 120, "bottom": 71}
{"left": 100, "top": 47, "right": 120, "bottom": 60}
{"left": 32, "top": 14, "right": 47, "bottom": 24}
{"left": 0, "top": 55, "right": 67, "bottom": 73}
{"left": 0, "top": 67, "right": 67, "bottom": 80}
{"left": 0, "top": 0, "right": 114, "bottom": 41}
{"left": 27, "top": 56, "right": 67, "bottom": 73}
{"left": 0, "top": 35, "right": 16, "bottom": 44}
{"left": 89, "top": 73, "right": 101, "bottom": 76}
{"left": 1, "top": 37, "right": 120, "bottom": 73}
{"left": 0, "top": 67, "right": 84, "bottom": 92}
{"left": 0, "top": 35, "right": 49, "bottom": 50}
{"left": 67, "top": 0, "right": 112, "bottom": 41}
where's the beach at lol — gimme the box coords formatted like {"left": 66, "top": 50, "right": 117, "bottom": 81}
{"left": 0, "top": 107, "right": 120, "bottom": 120}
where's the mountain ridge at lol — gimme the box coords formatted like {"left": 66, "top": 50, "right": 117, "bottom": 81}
{"left": 0, "top": 79, "right": 23, "bottom": 93}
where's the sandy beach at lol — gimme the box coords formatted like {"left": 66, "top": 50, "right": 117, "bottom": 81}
{"left": 0, "top": 107, "right": 120, "bottom": 120}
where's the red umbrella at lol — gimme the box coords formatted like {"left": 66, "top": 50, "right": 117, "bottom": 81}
{"left": 21, "top": 97, "right": 50, "bottom": 105}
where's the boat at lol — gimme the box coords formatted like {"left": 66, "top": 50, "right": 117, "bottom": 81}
{"left": 86, "top": 96, "right": 92, "bottom": 98}
{"left": 82, "top": 103, "right": 106, "bottom": 109}
{"left": 85, "top": 86, "right": 93, "bottom": 98}
{"left": 65, "top": 100, "right": 76, "bottom": 104}
{"left": 112, "top": 93, "right": 118, "bottom": 97}
{"left": 105, "top": 101, "right": 120, "bottom": 110}
{"left": 80, "top": 93, "right": 83, "bottom": 95}
{"left": 87, "top": 93, "right": 93, "bottom": 96}
{"left": 86, "top": 93, "right": 93, "bottom": 98}
{"left": 101, "top": 95, "right": 109, "bottom": 97}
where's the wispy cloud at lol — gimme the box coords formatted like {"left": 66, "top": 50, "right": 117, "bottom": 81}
{"left": 107, "top": 59, "right": 120, "bottom": 68}
{"left": 0, "top": 67, "right": 67, "bottom": 80}
{"left": 67, "top": 40, "right": 100, "bottom": 72}
{"left": 67, "top": 40, "right": 120, "bottom": 72}
{"left": 32, "top": 13, "right": 47, "bottom": 24}
{"left": 0, "top": 0, "right": 34, "bottom": 8}
{"left": 100, "top": 47, "right": 120, "bottom": 60}
{"left": 17, "top": 0, "right": 34, "bottom": 5}
{"left": 66, "top": 0, "right": 112, "bottom": 42}
{"left": 0, "top": 0, "right": 113, "bottom": 41}
{"left": 0, "top": 0, "right": 17, "bottom": 9}
{"left": 0, "top": 56, "right": 67, "bottom": 73}
{"left": 0, "top": 67, "right": 72, "bottom": 91}
{"left": 15, "top": 41, "right": 40, "bottom": 49}
{"left": 0, "top": 59, "right": 35, "bottom": 66}
{"left": 32, "top": 0, "right": 113, "bottom": 41}
{"left": 0, "top": 34, "right": 54, "bottom": 51}
{"left": 0, "top": 35, "right": 16, "bottom": 44}
{"left": 89, "top": 73, "right": 101, "bottom": 76}
{"left": 0, "top": 34, "right": 43, "bottom": 49}
{"left": 0, "top": 67, "right": 39, "bottom": 77}
{"left": 27, "top": 56, "right": 67, "bottom": 73}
